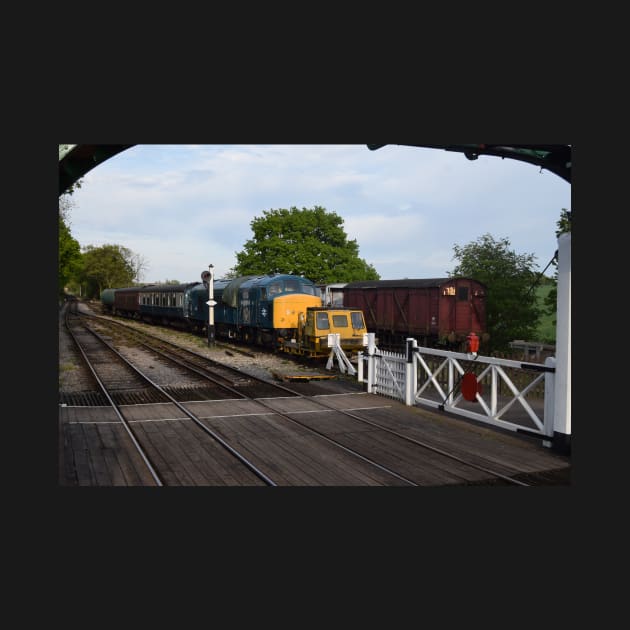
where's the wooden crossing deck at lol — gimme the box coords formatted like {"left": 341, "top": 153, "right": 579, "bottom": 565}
{"left": 59, "top": 391, "right": 570, "bottom": 486}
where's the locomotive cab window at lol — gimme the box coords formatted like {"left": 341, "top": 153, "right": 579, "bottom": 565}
{"left": 268, "top": 282, "right": 282, "bottom": 296}
{"left": 457, "top": 287, "right": 469, "bottom": 301}
{"left": 316, "top": 312, "right": 330, "bottom": 330}
{"left": 351, "top": 312, "right": 365, "bottom": 329}
{"left": 332, "top": 314, "right": 348, "bottom": 328}
{"left": 285, "top": 279, "right": 300, "bottom": 292}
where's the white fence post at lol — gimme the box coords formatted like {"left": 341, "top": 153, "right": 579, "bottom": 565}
{"left": 543, "top": 356, "right": 556, "bottom": 447}
{"left": 553, "top": 232, "right": 571, "bottom": 454}
{"left": 357, "top": 351, "right": 364, "bottom": 383}
{"left": 367, "top": 332, "right": 376, "bottom": 393}
{"left": 404, "top": 338, "right": 416, "bottom": 406}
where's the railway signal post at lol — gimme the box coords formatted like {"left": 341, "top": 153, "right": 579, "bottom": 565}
{"left": 205, "top": 264, "right": 216, "bottom": 347}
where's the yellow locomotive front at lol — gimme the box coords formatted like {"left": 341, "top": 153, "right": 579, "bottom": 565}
{"left": 281, "top": 306, "right": 367, "bottom": 358}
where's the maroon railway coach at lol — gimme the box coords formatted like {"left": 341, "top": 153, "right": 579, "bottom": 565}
{"left": 112, "top": 287, "right": 141, "bottom": 318}
{"left": 340, "top": 277, "right": 487, "bottom": 349}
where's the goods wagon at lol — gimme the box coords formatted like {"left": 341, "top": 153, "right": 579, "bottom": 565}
{"left": 340, "top": 277, "right": 487, "bottom": 350}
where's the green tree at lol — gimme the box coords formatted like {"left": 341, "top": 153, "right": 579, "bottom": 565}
{"left": 59, "top": 217, "right": 82, "bottom": 294}
{"left": 450, "top": 233, "right": 542, "bottom": 352}
{"left": 544, "top": 208, "right": 572, "bottom": 321}
{"left": 58, "top": 193, "right": 82, "bottom": 296}
{"left": 231, "top": 206, "right": 380, "bottom": 283}
{"left": 78, "top": 244, "right": 136, "bottom": 298}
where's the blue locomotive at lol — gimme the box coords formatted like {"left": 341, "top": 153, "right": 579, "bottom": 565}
{"left": 101, "top": 273, "right": 368, "bottom": 358}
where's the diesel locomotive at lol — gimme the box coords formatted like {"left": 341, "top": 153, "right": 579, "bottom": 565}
{"left": 101, "top": 273, "right": 368, "bottom": 358}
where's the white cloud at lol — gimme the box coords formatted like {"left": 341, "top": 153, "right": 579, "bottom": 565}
{"left": 68, "top": 144, "right": 571, "bottom": 283}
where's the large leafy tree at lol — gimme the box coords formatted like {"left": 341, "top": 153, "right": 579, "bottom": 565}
{"left": 544, "top": 208, "right": 572, "bottom": 321}
{"left": 78, "top": 244, "right": 136, "bottom": 298}
{"left": 450, "top": 233, "right": 542, "bottom": 352}
{"left": 231, "top": 206, "right": 380, "bottom": 283}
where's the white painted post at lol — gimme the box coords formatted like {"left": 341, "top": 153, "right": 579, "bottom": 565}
{"left": 405, "top": 337, "right": 415, "bottom": 407}
{"left": 207, "top": 264, "right": 215, "bottom": 347}
{"left": 367, "top": 332, "right": 376, "bottom": 393}
{"left": 447, "top": 358, "right": 454, "bottom": 405}
{"left": 543, "top": 356, "right": 556, "bottom": 447}
{"left": 357, "top": 351, "right": 364, "bottom": 383}
{"left": 553, "top": 232, "right": 571, "bottom": 454}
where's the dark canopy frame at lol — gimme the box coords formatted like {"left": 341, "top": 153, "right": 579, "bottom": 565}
{"left": 59, "top": 144, "right": 571, "bottom": 195}
{"left": 367, "top": 144, "right": 571, "bottom": 183}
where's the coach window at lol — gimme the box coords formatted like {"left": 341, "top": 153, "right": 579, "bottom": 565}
{"left": 316, "top": 312, "right": 330, "bottom": 330}
{"left": 332, "top": 314, "right": 348, "bottom": 328}
{"left": 457, "top": 287, "right": 469, "bottom": 301}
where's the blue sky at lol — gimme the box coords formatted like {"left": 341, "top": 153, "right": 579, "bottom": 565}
{"left": 66, "top": 144, "right": 571, "bottom": 284}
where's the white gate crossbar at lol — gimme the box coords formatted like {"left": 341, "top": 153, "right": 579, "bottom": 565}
{"left": 358, "top": 340, "right": 555, "bottom": 439}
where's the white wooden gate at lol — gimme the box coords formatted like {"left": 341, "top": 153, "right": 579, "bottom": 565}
{"left": 358, "top": 337, "right": 556, "bottom": 445}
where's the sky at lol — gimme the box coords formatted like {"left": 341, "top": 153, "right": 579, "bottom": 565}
{"left": 65, "top": 144, "right": 571, "bottom": 284}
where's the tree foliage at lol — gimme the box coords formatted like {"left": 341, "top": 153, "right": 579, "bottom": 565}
{"left": 450, "top": 233, "right": 542, "bottom": 352}
{"left": 544, "top": 208, "right": 572, "bottom": 320}
{"left": 59, "top": 216, "right": 82, "bottom": 293}
{"left": 58, "top": 180, "right": 149, "bottom": 298}
{"left": 59, "top": 192, "right": 82, "bottom": 296}
{"left": 78, "top": 244, "right": 136, "bottom": 298}
{"left": 231, "top": 206, "right": 380, "bottom": 283}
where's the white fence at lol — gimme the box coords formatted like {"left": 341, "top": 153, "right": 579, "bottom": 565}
{"left": 358, "top": 336, "right": 557, "bottom": 445}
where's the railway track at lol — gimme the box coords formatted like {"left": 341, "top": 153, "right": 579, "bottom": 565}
{"left": 60, "top": 302, "right": 535, "bottom": 486}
